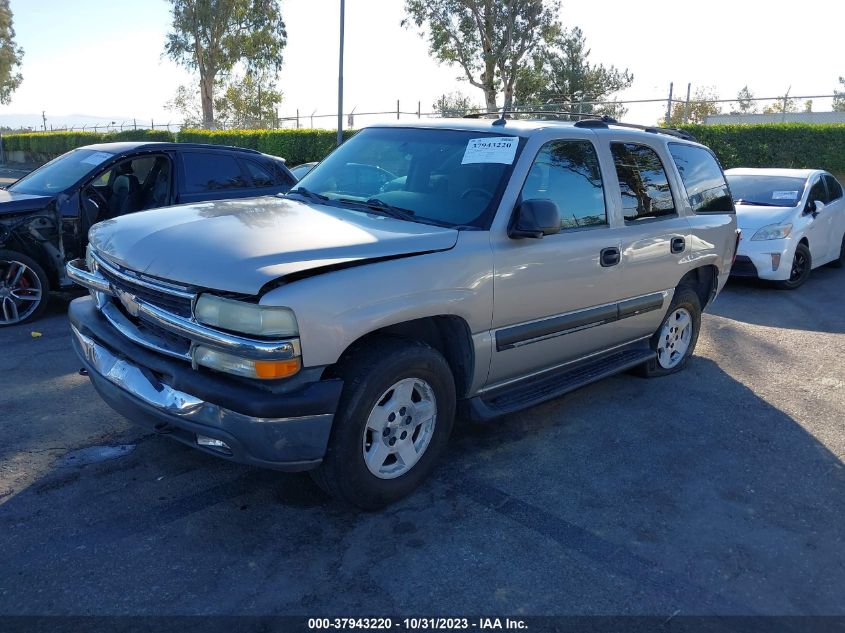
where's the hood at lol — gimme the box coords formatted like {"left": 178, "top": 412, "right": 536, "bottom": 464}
{"left": 89, "top": 196, "right": 459, "bottom": 295}
{"left": 0, "top": 189, "right": 54, "bottom": 216}
{"left": 734, "top": 205, "right": 797, "bottom": 234}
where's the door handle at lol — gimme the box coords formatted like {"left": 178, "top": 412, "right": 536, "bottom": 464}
{"left": 600, "top": 247, "right": 620, "bottom": 267}
{"left": 671, "top": 237, "right": 686, "bottom": 254}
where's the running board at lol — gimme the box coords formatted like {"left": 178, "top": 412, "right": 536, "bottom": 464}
{"left": 464, "top": 345, "right": 655, "bottom": 421}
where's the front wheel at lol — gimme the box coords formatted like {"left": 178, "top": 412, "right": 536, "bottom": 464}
{"left": 0, "top": 250, "right": 50, "bottom": 327}
{"left": 776, "top": 243, "right": 812, "bottom": 289}
{"left": 311, "top": 338, "right": 456, "bottom": 509}
{"left": 638, "top": 286, "right": 701, "bottom": 378}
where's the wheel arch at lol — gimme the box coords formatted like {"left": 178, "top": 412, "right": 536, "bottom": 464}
{"left": 323, "top": 315, "right": 475, "bottom": 399}
{"left": 677, "top": 264, "right": 718, "bottom": 310}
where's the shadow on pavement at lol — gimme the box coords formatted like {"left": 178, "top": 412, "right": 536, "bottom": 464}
{"left": 1, "top": 358, "right": 843, "bottom": 616}
{"left": 713, "top": 265, "right": 844, "bottom": 334}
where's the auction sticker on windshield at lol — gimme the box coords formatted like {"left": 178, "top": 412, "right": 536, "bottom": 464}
{"left": 772, "top": 191, "right": 799, "bottom": 200}
{"left": 462, "top": 137, "right": 519, "bottom": 165}
{"left": 81, "top": 151, "right": 115, "bottom": 166}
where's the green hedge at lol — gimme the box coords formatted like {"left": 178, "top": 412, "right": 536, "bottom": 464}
{"left": 5, "top": 124, "right": 845, "bottom": 174}
{"left": 176, "top": 128, "right": 356, "bottom": 165}
{"left": 680, "top": 123, "right": 845, "bottom": 174}
{"left": 2, "top": 129, "right": 175, "bottom": 156}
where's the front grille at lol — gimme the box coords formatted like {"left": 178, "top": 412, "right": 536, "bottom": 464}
{"left": 99, "top": 266, "right": 194, "bottom": 317}
{"left": 730, "top": 255, "right": 758, "bottom": 278}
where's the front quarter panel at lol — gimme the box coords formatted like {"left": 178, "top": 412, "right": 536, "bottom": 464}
{"left": 260, "top": 230, "right": 495, "bottom": 390}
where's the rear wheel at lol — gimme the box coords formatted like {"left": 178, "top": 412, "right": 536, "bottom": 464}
{"left": 776, "top": 243, "right": 812, "bottom": 289}
{"left": 638, "top": 286, "right": 701, "bottom": 378}
{"left": 311, "top": 338, "right": 456, "bottom": 509}
{"left": 0, "top": 250, "right": 50, "bottom": 327}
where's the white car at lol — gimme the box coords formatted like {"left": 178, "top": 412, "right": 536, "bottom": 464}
{"left": 726, "top": 168, "right": 845, "bottom": 288}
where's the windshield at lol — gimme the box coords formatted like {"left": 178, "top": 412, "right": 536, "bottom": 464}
{"left": 8, "top": 148, "right": 116, "bottom": 196}
{"left": 726, "top": 175, "right": 806, "bottom": 207}
{"left": 293, "top": 127, "right": 523, "bottom": 229}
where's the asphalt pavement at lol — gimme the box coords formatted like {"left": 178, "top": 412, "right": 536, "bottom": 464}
{"left": 0, "top": 267, "right": 843, "bottom": 616}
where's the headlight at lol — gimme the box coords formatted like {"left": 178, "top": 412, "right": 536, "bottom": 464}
{"left": 193, "top": 346, "right": 301, "bottom": 380}
{"left": 194, "top": 294, "right": 298, "bottom": 337}
{"left": 751, "top": 223, "right": 792, "bottom": 241}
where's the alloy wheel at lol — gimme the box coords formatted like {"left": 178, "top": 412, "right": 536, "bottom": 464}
{"left": 656, "top": 307, "right": 693, "bottom": 369}
{"left": 361, "top": 377, "right": 438, "bottom": 479}
{"left": 0, "top": 259, "right": 43, "bottom": 325}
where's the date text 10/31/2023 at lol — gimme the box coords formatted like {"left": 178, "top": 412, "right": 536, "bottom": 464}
{"left": 307, "top": 617, "right": 528, "bottom": 630}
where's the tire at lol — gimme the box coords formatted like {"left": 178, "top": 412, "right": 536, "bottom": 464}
{"left": 776, "top": 243, "right": 812, "bottom": 289}
{"left": 310, "top": 338, "right": 456, "bottom": 510}
{"left": 638, "top": 286, "right": 701, "bottom": 378}
{"left": 828, "top": 234, "right": 845, "bottom": 269}
{"left": 0, "top": 249, "right": 51, "bottom": 327}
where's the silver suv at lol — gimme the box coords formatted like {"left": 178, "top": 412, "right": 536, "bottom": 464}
{"left": 67, "top": 118, "right": 738, "bottom": 508}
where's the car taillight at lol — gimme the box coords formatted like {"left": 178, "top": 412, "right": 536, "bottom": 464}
{"left": 732, "top": 229, "right": 741, "bottom": 265}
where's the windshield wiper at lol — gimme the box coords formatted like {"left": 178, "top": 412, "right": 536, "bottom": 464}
{"left": 734, "top": 199, "right": 784, "bottom": 207}
{"left": 336, "top": 197, "right": 416, "bottom": 222}
{"left": 285, "top": 187, "right": 330, "bottom": 203}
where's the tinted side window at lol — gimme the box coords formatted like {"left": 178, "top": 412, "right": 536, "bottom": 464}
{"left": 668, "top": 144, "right": 733, "bottom": 213}
{"left": 824, "top": 174, "right": 843, "bottom": 201}
{"left": 243, "top": 159, "right": 276, "bottom": 187}
{"left": 808, "top": 177, "right": 827, "bottom": 203}
{"left": 611, "top": 143, "right": 676, "bottom": 222}
{"left": 182, "top": 152, "right": 248, "bottom": 193}
{"left": 521, "top": 140, "right": 607, "bottom": 230}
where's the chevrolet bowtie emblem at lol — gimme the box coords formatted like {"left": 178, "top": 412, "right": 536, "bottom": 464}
{"left": 116, "top": 289, "right": 141, "bottom": 317}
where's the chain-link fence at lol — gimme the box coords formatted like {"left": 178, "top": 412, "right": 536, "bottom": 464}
{"left": 12, "top": 90, "right": 845, "bottom": 134}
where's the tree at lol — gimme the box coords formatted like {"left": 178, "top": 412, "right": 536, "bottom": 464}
{"left": 164, "top": 0, "right": 286, "bottom": 128}
{"left": 403, "top": 0, "right": 562, "bottom": 113}
{"left": 763, "top": 94, "right": 797, "bottom": 114}
{"left": 514, "top": 27, "right": 633, "bottom": 119}
{"left": 664, "top": 87, "right": 721, "bottom": 126}
{"left": 216, "top": 72, "right": 282, "bottom": 128}
{"left": 0, "top": 0, "right": 23, "bottom": 105}
{"left": 432, "top": 91, "right": 478, "bottom": 117}
{"left": 166, "top": 72, "right": 282, "bottom": 128}
{"left": 731, "top": 86, "right": 757, "bottom": 115}
{"left": 833, "top": 77, "right": 845, "bottom": 112}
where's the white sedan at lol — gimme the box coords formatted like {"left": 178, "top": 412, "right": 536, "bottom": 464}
{"left": 726, "top": 168, "right": 845, "bottom": 288}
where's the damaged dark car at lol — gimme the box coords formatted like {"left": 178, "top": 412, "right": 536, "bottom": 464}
{"left": 0, "top": 141, "right": 295, "bottom": 325}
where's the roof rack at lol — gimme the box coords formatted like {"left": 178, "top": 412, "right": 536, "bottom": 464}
{"left": 464, "top": 109, "right": 608, "bottom": 123}
{"left": 574, "top": 119, "right": 697, "bottom": 142}
{"left": 461, "top": 109, "right": 697, "bottom": 142}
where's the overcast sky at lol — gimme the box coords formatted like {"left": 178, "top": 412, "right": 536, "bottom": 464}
{"left": 2, "top": 0, "right": 843, "bottom": 129}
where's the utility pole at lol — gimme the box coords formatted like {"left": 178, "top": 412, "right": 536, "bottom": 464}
{"left": 682, "top": 83, "right": 691, "bottom": 124}
{"left": 42, "top": 110, "right": 47, "bottom": 131}
{"left": 337, "top": 0, "right": 345, "bottom": 146}
{"left": 665, "top": 83, "right": 674, "bottom": 127}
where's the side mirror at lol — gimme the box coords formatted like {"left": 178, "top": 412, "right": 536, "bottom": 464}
{"left": 509, "top": 199, "right": 561, "bottom": 239}
{"left": 805, "top": 200, "right": 824, "bottom": 216}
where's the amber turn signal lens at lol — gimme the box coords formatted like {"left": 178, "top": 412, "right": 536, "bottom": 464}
{"left": 253, "top": 358, "right": 301, "bottom": 379}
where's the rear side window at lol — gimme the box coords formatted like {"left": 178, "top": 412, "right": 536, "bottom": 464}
{"left": 182, "top": 152, "right": 248, "bottom": 193}
{"left": 824, "top": 174, "right": 843, "bottom": 201}
{"left": 668, "top": 144, "right": 734, "bottom": 213}
{"left": 521, "top": 140, "right": 607, "bottom": 230}
{"left": 243, "top": 159, "right": 276, "bottom": 187}
{"left": 610, "top": 143, "right": 676, "bottom": 222}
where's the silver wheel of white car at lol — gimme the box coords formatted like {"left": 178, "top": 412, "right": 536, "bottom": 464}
{"left": 362, "top": 377, "right": 437, "bottom": 479}
{"left": 656, "top": 307, "right": 693, "bottom": 369}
